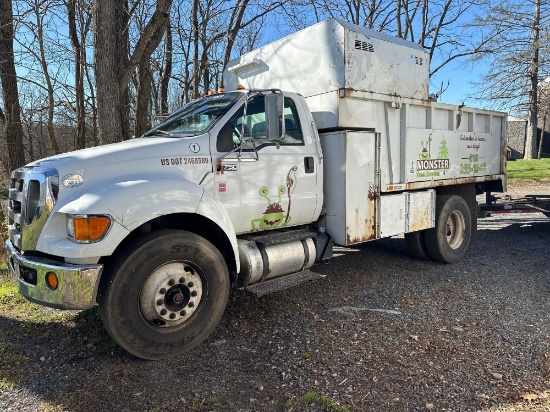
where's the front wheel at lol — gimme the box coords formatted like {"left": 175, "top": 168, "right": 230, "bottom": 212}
{"left": 424, "top": 195, "right": 472, "bottom": 264}
{"left": 98, "top": 230, "right": 229, "bottom": 360}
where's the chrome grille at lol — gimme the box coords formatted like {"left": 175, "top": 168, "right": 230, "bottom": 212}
{"left": 8, "top": 166, "right": 59, "bottom": 251}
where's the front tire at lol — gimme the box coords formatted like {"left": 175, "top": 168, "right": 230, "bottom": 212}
{"left": 424, "top": 195, "right": 471, "bottom": 264}
{"left": 98, "top": 230, "right": 229, "bottom": 360}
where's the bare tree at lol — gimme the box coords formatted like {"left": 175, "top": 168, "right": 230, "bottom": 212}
{"left": 159, "top": 23, "right": 172, "bottom": 117}
{"left": 32, "top": 0, "right": 61, "bottom": 154}
{"left": 68, "top": 0, "right": 86, "bottom": 149}
{"left": 469, "top": 0, "right": 549, "bottom": 159}
{"left": 524, "top": 0, "right": 541, "bottom": 159}
{"left": 93, "top": 0, "right": 172, "bottom": 142}
{"left": 0, "top": 0, "right": 26, "bottom": 171}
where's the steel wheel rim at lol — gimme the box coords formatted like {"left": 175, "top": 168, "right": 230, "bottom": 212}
{"left": 139, "top": 261, "right": 204, "bottom": 328}
{"left": 446, "top": 210, "right": 465, "bottom": 249}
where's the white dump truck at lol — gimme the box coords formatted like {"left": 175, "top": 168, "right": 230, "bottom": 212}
{"left": 6, "top": 19, "right": 507, "bottom": 359}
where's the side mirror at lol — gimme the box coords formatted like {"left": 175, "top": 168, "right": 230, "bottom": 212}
{"left": 265, "top": 93, "right": 284, "bottom": 140}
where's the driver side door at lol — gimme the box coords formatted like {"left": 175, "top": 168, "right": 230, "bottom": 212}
{"left": 211, "top": 94, "right": 319, "bottom": 235}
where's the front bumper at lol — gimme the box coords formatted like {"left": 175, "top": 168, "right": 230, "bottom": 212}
{"left": 6, "top": 239, "right": 103, "bottom": 310}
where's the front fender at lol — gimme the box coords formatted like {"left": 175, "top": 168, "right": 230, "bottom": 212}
{"left": 197, "top": 189, "right": 240, "bottom": 273}
{"left": 39, "top": 178, "right": 240, "bottom": 272}
{"left": 37, "top": 178, "right": 204, "bottom": 260}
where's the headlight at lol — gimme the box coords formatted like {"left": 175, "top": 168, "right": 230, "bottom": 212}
{"left": 67, "top": 214, "right": 112, "bottom": 243}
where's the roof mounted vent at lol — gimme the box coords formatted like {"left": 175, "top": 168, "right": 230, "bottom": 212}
{"left": 355, "top": 40, "right": 374, "bottom": 52}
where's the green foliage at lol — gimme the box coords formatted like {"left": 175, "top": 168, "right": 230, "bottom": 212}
{"left": 507, "top": 158, "right": 550, "bottom": 181}
{"left": 297, "top": 391, "right": 350, "bottom": 411}
{"left": 301, "top": 391, "right": 319, "bottom": 403}
{"left": 73, "top": 307, "right": 119, "bottom": 353}
{"left": 0, "top": 342, "right": 26, "bottom": 393}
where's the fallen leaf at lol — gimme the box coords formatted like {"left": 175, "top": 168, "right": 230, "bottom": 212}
{"left": 490, "top": 372, "right": 503, "bottom": 380}
{"left": 522, "top": 393, "right": 539, "bottom": 402}
{"left": 476, "top": 394, "right": 491, "bottom": 400}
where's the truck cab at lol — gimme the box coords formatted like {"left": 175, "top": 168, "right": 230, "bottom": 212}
{"left": 6, "top": 88, "right": 324, "bottom": 360}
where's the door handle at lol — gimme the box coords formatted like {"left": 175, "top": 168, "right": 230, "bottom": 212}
{"left": 304, "top": 156, "right": 314, "bottom": 173}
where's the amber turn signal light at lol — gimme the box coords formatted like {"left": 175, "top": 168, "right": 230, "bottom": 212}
{"left": 68, "top": 215, "right": 112, "bottom": 243}
{"left": 46, "top": 271, "right": 58, "bottom": 290}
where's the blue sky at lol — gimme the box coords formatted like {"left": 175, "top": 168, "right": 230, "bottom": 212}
{"left": 430, "top": 57, "right": 488, "bottom": 108}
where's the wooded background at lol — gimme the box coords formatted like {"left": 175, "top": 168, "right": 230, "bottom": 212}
{"left": 0, "top": 0, "right": 549, "bottom": 172}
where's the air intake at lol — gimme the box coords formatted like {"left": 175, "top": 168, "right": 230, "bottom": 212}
{"left": 355, "top": 40, "right": 374, "bottom": 52}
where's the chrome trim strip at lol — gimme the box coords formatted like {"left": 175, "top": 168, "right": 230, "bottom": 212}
{"left": 6, "top": 239, "right": 103, "bottom": 310}
{"left": 8, "top": 166, "right": 59, "bottom": 251}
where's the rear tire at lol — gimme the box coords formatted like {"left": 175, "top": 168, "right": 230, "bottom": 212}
{"left": 424, "top": 195, "right": 471, "bottom": 264}
{"left": 405, "top": 230, "right": 431, "bottom": 260}
{"left": 98, "top": 230, "right": 229, "bottom": 360}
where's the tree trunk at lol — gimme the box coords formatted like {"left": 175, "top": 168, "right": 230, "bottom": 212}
{"left": 94, "top": 0, "right": 171, "bottom": 143}
{"left": 191, "top": 0, "right": 200, "bottom": 99}
{"left": 539, "top": 112, "right": 546, "bottom": 159}
{"left": 93, "top": 0, "right": 127, "bottom": 144}
{"left": 159, "top": 23, "right": 172, "bottom": 117}
{"left": 134, "top": 58, "right": 153, "bottom": 137}
{"left": 222, "top": 0, "right": 250, "bottom": 78}
{"left": 34, "top": 1, "right": 60, "bottom": 154}
{"left": 0, "top": 0, "right": 26, "bottom": 171}
{"left": 524, "top": 0, "right": 540, "bottom": 160}
{"left": 68, "top": 0, "right": 86, "bottom": 150}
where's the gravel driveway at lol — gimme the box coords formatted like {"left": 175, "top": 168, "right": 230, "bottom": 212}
{"left": 1, "top": 183, "right": 549, "bottom": 412}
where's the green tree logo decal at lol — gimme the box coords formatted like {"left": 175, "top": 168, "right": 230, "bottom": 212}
{"left": 437, "top": 138, "right": 449, "bottom": 159}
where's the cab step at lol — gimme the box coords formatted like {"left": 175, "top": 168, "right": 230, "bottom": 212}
{"left": 246, "top": 270, "right": 325, "bottom": 297}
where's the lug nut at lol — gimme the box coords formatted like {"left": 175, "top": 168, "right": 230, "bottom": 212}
{"left": 179, "top": 277, "right": 185, "bottom": 283}
{"left": 169, "top": 313, "right": 176, "bottom": 320}
{"left": 188, "top": 302, "right": 194, "bottom": 308}
{"left": 168, "top": 279, "right": 175, "bottom": 286}
{"left": 180, "top": 310, "right": 186, "bottom": 316}
{"left": 191, "top": 291, "right": 197, "bottom": 297}
{"left": 160, "top": 309, "right": 167, "bottom": 315}
{"left": 188, "top": 282, "right": 194, "bottom": 287}
{"left": 156, "top": 299, "right": 163, "bottom": 305}
{"left": 159, "top": 288, "right": 166, "bottom": 294}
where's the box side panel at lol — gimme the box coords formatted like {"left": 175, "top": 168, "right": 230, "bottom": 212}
{"left": 379, "top": 194, "right": 406, "bottom": 237}
{"left": 405, "top": 103, "right": 506, "bottom": 184}
{"left": 320, "top": 131, "right": 378, "bottom": 246}
{"left": 320, "top": 132, "right": 347, "bottom": 245}
{"left": 407, "top": 190, "right": 435, "bottom": 232}
{"left": 344, "top": 28, "right": 429, "bottom": 101}
{"left": 344, "top": 132, "right": 378, "bottom": 244}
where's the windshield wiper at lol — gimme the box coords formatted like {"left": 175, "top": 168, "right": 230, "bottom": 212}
{"left": 143, "top": 129, "right": 175, "bottom": 137}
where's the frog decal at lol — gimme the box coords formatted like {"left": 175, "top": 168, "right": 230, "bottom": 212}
{"left": 419, "top": 133, "right": 433, "bottom": 160}
{"left": 250, "top": 166, "right": 298, "bottom": 231}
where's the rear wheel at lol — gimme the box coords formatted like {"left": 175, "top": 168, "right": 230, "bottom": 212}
{"left": 424, "top": 195, "right": 471, "bottom": 264}
{"left": 405, "top": 230, "right": 431, "bottom": 260}
{"left": 98, "top": 230, "right": 229, "bottom": 360}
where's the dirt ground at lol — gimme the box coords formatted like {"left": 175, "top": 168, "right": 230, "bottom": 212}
{"left": 1, "top": 182, "right": 550, "bottom": 412}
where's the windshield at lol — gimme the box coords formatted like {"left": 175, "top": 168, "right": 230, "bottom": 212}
{"left": 145, "top": 92, "right": 243, "bottom": 137}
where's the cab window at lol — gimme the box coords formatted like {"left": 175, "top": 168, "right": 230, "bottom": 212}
{"left": 216, "top": 96, "right": 303, "bottom": 152}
